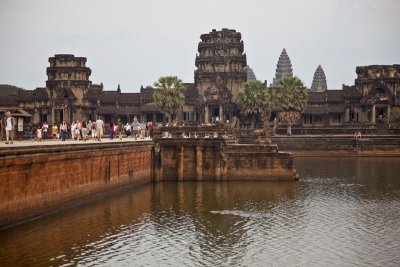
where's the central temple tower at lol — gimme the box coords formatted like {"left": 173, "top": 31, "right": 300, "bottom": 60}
{"left": 194, "top": 28, "right": 247, "bottom": 123}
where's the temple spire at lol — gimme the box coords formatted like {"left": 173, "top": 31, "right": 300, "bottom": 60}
{"left": 272, "top": 48, "right": 293, "bottom": 86}
{"left": 311, "top": 65, "right": 328, "bottom": 92}
{"left": 245, "top": 65, "right": 257, "bottom": 81}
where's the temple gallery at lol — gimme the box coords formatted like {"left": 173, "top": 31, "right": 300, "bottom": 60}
{"left": 1, "top": 28, "right": 399, "bottom": 134}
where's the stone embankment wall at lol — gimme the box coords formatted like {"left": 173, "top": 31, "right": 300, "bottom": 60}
{"left": 225, "top": 144, "right": 297, "bottom": 181}
{"left": 269, "top": 135, "right": 400, "bottom": 156}
{"left": 153, "top": 140, "right": 297, "bottom": 182}
{"left": 0, "top": 142, "right": 153, "bottom": 229}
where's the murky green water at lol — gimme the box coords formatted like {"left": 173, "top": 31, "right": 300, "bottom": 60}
{"left": 1, "top": 157, "right": 400, "bottom": 266}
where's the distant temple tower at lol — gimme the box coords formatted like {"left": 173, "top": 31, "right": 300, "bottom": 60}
{"left": 194, "top": 28, "right": 247, "bottom": 123}
{"left": 272, "top": 48, "right": 293, "bottom": 86}
{"left": 245, "top": 65, "right": 257, "bottom": 81}
{"left": 46, "top": 54, "right": 92, "bottom": 122}
{"left": 311, "top": 65, "right": 328, "bottom": 92}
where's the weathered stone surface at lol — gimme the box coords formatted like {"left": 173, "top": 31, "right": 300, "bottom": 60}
{"left": 271, "top": 48, "right": 293, "bottom": 87}
{"left": 0, "top": 142, "right": 153, "bottom": 229}
{"left": 311, "top": 65, "right": 328, "bottom": 92}
{"left": 153, "top": 125, "right": 298, "bottom": 182}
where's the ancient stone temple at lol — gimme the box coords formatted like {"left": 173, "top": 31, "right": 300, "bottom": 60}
{"left": 193, "top": 28, "right": 247, "bottom": 123}
{"left": 46, "top": 54, "right": 92, "bottom": 123}
{"left": 310, "top": 65, "right": 328, "bottom": 92}
{"left": 271, "top": 48, "right": 293, "bottom": 86}
{"left": 245, "top": 65, "right": 257, "bottom": 81}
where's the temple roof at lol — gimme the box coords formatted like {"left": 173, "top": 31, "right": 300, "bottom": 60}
{"left": 119, "top": 93, "right": 140, "bottom": 105}
{"left": 245, "top": 65, "right": 256, "bottom": 81}
{"left": 85, "top": 87, "right": 101, "bottom": 101}
{"left": 0, "top": 95, "right": 17, "bottom": 106}
{"left": 33, "top": 87, "right": 49, "bottom": 100}
{"left": 100, "top": 91, "right": 118, "bottom": 103}
{"left": 311, "top": 65, "right": 328, "bottom": 92}
{"left": 272, "top": 48, "right": 293, "bottom": 86}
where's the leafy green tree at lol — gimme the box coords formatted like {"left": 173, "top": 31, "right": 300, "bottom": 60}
{"left": 275, "top": 76, "right": 308, "bottom": 135}
{"left": 153, "top": 76, "right": 186, "bottom": 123}
{"left": 238, "top": 80, "right": 273, "bottom": 129}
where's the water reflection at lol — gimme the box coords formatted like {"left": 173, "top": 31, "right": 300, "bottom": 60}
{"left": 0, "top": 158, "right": 399, "bottom": 266}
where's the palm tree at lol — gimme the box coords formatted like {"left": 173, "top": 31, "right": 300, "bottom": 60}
{"left": 153, "top": 76, "right": 186, "bottom": 124}
{"left": 275, "top": 76, "right": 308, "bottom": 136}
{"left": 238, "top": 80, "right": 273, "bottom": 129}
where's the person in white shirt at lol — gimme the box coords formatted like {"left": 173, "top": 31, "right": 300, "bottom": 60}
{"left": 71, "top": 122, "right": 76, "bottom": 140}
{"left": 42, "top": 122, "right": 49, "bottom": 140}
{"left": 5, "top": 111, "right": 15, "bottom": 144}
{"left": 125, "top": 123, "right": 131, "bottom": 137}
{"left": 95, "top": 116, "right": 104, "bottom": 141}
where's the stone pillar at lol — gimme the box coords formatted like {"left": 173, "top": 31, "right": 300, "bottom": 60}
{"left": 196, "top": 146, "right": 203, "bottom": 181}
{"left": 345, "top": 107, "right": 350, "bottom": 123}
{"left": 204, "top": 106, "right": 209, "bottom": 124}
{"left": 371, "top": 105, "right": 376, "bottom": 124}
{"left": 387, "top": 105, "right": 391, "bottom": 124}
{"left": 219, "top": 104, "right": 224, "bottom": 122}
{"left": 214, "top": 147, "right": 221, "bottom": 181}
{"left": 51, "top": 108, "right": 55, "bottom": 124}
{"left": 177, "top": 146, "right": 184, "bottom": 181}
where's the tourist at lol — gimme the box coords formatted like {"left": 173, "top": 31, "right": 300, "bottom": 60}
{"left": 87, "top": 120, "right": 92, "bottom": 139}
{"left": 71, "top": 121, "right": 76, "bottom": 140}
{"left": 91, "top": 121, "right": 96, "bottom": 139}
{"left": 131, "top": 116, "right": 140, "bottom": 140}
{"left": 75, "top": 120, "right": 81, "bottom": 141}
{"left": 148, "top": 121, "right": 154, "bottom": 139}
{"left": 60, "top": 121, "right": 67, "bottom": 141}
{"left": 140, "top": 121, "right": 146, "bottom": 139}
{"left": 27, "top": 121, "right": 33, "bottom": 140}
{"left": 36, "top": 126, "right": 42, "bottom": 142}
{"left": 42, "top": 121, "right": 49, "bottom": 140}
{"left": 125, "top": 122, "right": 131, "bottom": 137}
{"left": 109, "top": 121, "right": 114, "bottom": 140}
{"left": 117, "top": 119, "right": 123, "bottom": 140}
{"left": 95, "top": 116, "right": 104, "bottom": 141}
{"left": 113, "top": 123, "right": 117, "bottom": 139}
{"left": 51, "top": 123, "right": 58, "bottom": 138}
{"left": 82, "top": 118, "right": 88, "bottom": 141}
{"left": 5, "top": 111, "right": 15, "bottom": 144}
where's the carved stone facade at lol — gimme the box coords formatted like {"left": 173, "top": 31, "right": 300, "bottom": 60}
{"left": 1, "top": 32, "right": 399, "bottom": 133}
{"left": 193, "top": 28, "right": 247, "bottom": 123}
{"left": 46, "top": 54, "right": 92, "bottom": 123}
{"left": 302, "top": 65, "right": 400, "bottom": 129}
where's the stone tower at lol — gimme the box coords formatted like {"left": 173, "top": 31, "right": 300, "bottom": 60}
{"left": 194, "top": 28, "right": 247, "bottom": 123}
{"left": 245, "top": 65, "right": 257, "bottom": 81}
{"left": 272, "top": 48, "right": 293, "bottom": 86}
{"left": 46, "top": 54, "right": 92, "bottom": 123}
{"left": 311, "top": 65, "right": 328, "bottom": 92}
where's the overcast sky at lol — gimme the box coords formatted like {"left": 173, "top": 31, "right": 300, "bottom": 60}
{"left": 1, "top": 0, "right": 399, "bottom": 92}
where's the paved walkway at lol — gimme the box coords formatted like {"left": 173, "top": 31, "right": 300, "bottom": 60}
{"left": 0, "top": 137, "right": 152, "bottom": 148}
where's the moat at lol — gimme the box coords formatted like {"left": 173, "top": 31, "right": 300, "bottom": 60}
{"left": 1, "top": 157, "right": 399, "bottom": 266}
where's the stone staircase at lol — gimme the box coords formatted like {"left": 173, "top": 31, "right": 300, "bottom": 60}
{"left": 239, "top": 134, "right": 400, "bottom": 153}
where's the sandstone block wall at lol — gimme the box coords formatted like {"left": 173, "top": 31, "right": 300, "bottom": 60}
{"left": 0, "top": 142, "right": 153, "bottom": 229}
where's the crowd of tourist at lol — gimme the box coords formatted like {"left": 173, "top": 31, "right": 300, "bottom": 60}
{"left": 1, "top": 112, "right": 155, "bottom": 144}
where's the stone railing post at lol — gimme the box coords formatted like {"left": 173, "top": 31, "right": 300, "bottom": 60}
{"left": 177, "top": 146, "right": 184, "bottom": 181}
{"left": 214, "top": 147, "right": 221, "bottom": 181}
{"left": 196, "top": 146, "right": 203, "bottom": 181}
{"left": 372, "top": 104, "right": 376, "bottom": 124}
